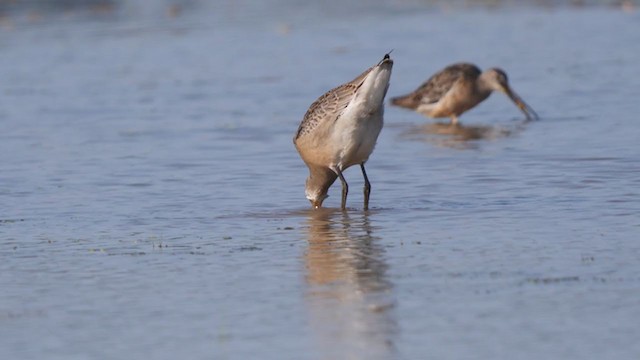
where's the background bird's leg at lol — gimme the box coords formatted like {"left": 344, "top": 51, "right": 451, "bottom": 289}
{"left": 360, "top": 163, "right": 371, "bottom": 210}
{"left": 334, "top": 167, "right": 349, "bottom": 210}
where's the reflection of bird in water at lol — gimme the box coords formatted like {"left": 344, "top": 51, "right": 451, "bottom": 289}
{"left": 303, "top": 208, "right": 396, "bottom": 359}
{"left": 294, "top": 54, "right": 393, "bottom": 210}
{"left": 402, "top": 121, "right": 525, "bottom": 150}
{"left": 391, "top": 63, "right": 538, "bottom": 124}
{"left": 420, "top": 122, "right": 502, "bottom": 141}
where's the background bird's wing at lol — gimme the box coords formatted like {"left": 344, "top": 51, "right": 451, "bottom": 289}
{"left": 411, "top": 63, "right": 480, "bottom": 104}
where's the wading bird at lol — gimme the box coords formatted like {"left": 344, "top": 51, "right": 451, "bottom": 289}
{"left": 294, "top": 53, "right": 394, "bottom": 210}
{"left": 391, "top": 63, "right": 537, "bottom": 124}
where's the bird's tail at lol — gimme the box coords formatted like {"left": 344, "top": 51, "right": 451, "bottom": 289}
{"left": 390, "top": 94, "right": 417, "bottom": 109}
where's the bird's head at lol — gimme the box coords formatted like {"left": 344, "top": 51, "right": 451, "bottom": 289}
{"left": 483, "top": 68, "right": 538, "bottom": 120}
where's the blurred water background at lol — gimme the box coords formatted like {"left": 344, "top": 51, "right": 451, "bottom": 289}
{"left": 1, "top": 0, "right": 639, "bottom": 359}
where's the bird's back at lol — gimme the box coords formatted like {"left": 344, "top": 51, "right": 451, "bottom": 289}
{"left": 391, "top": 63, "right": 481, "bottom": 109}
{"left": 294, "top": 66, "right": 374, "bottom": 142}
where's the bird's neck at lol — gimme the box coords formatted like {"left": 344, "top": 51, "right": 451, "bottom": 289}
{"left": 306, "top": 166, "right": 338, "bottom": 201}
{"left": 476, "top": 73, "right": 498, "bottom": 95}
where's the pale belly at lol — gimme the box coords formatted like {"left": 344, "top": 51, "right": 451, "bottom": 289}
{"left": 332, "top": 111, "right": 383, "bottom": 170}
{"left": 418, "top": 83, "right": 489, "bottom": 118}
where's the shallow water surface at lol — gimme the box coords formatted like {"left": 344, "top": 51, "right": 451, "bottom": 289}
{"left": 1, "top": 2, "right": 640, "bottom": 360}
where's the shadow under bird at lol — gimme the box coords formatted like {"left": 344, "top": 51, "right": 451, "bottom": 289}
{"left": 391, "top": 63, "right": 538, "bottom": 124}
{"left": 294, "top": 53, "right": 394, "bottom": 210}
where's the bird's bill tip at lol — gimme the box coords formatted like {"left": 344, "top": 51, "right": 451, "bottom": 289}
{"left": 515, "top": 98, "right": 539, "bottom": 121}
{"left": 506, "top": 88, "right": 539, "bottom": 121}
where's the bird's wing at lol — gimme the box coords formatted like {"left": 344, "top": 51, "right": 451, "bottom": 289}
{"left": 411, "top": 63, "right": 481, "bottom": 105}
{"left": 295, "top": 66, "right": 373, "bottom": 140}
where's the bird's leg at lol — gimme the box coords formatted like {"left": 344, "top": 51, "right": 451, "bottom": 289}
{"left": 335, "top": 167, "right": 349, "bottom": 210}
{"left": 360, "top": 163, "right": 371, "bottom": 211}
{"left": 450, "top": 115, "right": 459, "bottom": 125}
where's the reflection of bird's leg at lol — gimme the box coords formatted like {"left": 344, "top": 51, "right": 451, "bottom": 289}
{"left": 360, "top": 163, "right": 371, "bottom": 210}
{"left": 334, "top": 166, "right": 349, "bottom": 210}
{"left": 362, "top": 211, "right": 373, "bottom": 237}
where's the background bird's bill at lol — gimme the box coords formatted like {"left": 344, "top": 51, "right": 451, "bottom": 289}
{"left": 504, "top": 86, "right": 539, "bottom": 120}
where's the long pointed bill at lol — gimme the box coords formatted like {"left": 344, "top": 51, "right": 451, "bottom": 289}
{"left": 505, "top": 87, "right": 539, "bottom": 120}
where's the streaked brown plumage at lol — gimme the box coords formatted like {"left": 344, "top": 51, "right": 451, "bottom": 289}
{"left": 391, "top": 63, "right": 537, "bottom": 124}
{"left": 294, "top": 54, "right": 394, "bottom": 210}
